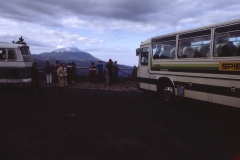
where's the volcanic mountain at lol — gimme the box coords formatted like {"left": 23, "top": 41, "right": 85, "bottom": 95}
{"left": 32, "top": 47, "right": 131, "bottom": 73}
{"left": 33, "top": 47, "right": 98, "bottom": 61}
{"left": 32, "top": 47, "right": 99, "bottom": 67}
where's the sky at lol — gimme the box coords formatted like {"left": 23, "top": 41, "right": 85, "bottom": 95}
{"left": 1, "top": 0, "right": 240, "bottom": 66}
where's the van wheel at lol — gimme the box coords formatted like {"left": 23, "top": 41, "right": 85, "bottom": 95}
{"left": 162, "top": 85, "right": 175, "bottom": 104}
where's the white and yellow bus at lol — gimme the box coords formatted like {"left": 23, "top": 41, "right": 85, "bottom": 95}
{"left": 136, "top": 19, "right": 240, "bottom": 108}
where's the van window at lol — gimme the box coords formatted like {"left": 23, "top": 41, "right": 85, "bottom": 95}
{"left": 7, "top": 49, "right": 17, "bottom": 60}
{"left": 0, "top": 49, "right": 6, "bottom": 60}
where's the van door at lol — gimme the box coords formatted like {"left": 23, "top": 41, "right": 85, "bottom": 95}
{"left": 0, "top": 49, "right": 7, "bottom": 83}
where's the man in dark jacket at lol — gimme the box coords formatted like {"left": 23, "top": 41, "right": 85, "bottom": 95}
{"left": 113, "top": 61, "right": 119, "bottom": 83}
{"left": 89, "top": 62, "right": 97, "bottom": 83}
{"left": 28, "top": 62, "right": 43, "bottom": 96}
{"left": 67, "top": 62, "right": 72, "bottom": 84}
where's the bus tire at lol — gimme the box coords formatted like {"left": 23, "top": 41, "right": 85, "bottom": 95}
{"left": 162, "top": 86, "right": 174, "bottom": 102}
{"left": 160, "top": 83, "right": 175, "bottom": 105}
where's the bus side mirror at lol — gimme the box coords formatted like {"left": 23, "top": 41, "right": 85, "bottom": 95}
{"left": 136, "top": 48, "right": 141, "bottom": 56}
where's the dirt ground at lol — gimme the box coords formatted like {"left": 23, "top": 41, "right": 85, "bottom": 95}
{"left": 0, "top": 86, "right": 240, "bottom": 160}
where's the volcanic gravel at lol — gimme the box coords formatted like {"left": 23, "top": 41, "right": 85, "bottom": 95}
{"left": 0, "top": 86, "right": 240, "bottom": 160}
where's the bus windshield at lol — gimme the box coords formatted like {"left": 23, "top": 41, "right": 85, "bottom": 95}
{"left": 20, "top": 46, "right": 33, "bottom": 61}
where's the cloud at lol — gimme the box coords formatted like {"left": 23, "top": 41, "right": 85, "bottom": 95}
{"left": 86, "top": 46, "right": 137, "bottom": 66}
{"left": 1, "top": 0, "right": 240, "bottom": 33}
{"left": 0, "top": 17, "right": 104, "bottom": 47}
{"left": 1, "top": 0, "right": 240, "bottom": 66}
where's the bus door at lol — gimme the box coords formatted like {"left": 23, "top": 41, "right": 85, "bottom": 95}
{"left": 138, "top": 47, "right": 150, "bottom": 90}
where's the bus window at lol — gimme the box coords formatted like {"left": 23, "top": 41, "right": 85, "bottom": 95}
{"left": 152, "top": 41, "right": 176, "bottom": 59}
{"left": 7, "top": 49, "right": 17, "bottom": 60}
{"left": 152, "top": 44, "right": 161, "bottom": 59}
{"left": 141, "top": 47, "right": 148, "bottom": 65}
{"left": 178, "top": 35, "right": 211, "bottom": 58}
{"left": 214, "top": 31, "right": 240, "bottom": 57}
{"left": 0, "top": 49, "right": 6, "bottom": 60}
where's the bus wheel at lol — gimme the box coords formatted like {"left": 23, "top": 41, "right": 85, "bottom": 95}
{"left": 162, "top": 85, "right": 174, "bottom": 103}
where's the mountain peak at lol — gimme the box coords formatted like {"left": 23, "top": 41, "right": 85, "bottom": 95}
{"left": 52, "top": 47, "right": 81, "bottom": 53}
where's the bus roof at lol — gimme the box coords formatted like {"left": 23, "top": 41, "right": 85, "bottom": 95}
{"left": 140, "top": 38, "right": 152, "bottom": 46}
{"left": 0, "top": 43, "right": 27, "bottom": 49}
{"left": 141, "top": 18, "right": 240, "bottom": 46}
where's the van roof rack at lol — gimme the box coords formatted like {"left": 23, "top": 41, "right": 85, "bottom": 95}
{"left": 13, "top": 36, "right": 27, "bottom": 45}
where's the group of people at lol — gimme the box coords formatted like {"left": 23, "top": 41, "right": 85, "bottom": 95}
{"left": 105, "top": 59, "right": 119, "bottom": 86}
{"left": 89, "top": 59, "right": 119, "bottom": 86}
{"left": 28, "top": 60, "right": 78, "bottom": 95}
{"left": 53, "top": 61, "right": 77, "bottom": 91}
{"left": 52, "top": 61, "right": 77, "bottom": 85}
{"left": 28, "top": 60, "right": 78, "bottom": 96}
{"left": 28, "top": 59, "right": 122, "bottom": 96}
{"left": 41, "top": 59, "right": 119, "bottom": 89}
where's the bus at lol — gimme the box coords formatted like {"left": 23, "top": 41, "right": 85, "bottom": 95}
{"left": 0, "top": 37, "right": 33, "bottom": 84}
{"left": 136, "top": 19, "right": 240, "bottom": 108}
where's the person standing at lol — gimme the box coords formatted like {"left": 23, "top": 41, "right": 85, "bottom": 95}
{"left": 71, "top": 62, "right": 77, "bottom": 83}
{"left": 67, "top": 62, "right": 72, "bottom": 84}
{"left": 57, "top": 63, "right": 67, "bottom": 92}
{"left": 105, "top": 59, "right": 111, "bottom": 83}
{"left": 108, "top": 60, "right": 113, "bottom": 86}
{"left": 44, "top": 61, "right": 53, "bottom": 84}
{"left": 89, "top": 62, "right": 97, "bottom": 83}
{"left": 96, "top": 60, "right": 103, "bottom": 83}
{"left": 113, "top": 61, "right": 119, "bottom": 83}
{"left": 132, "top": 65, "right": 138, "bottom": 81}
{"left": 54, "top": 61, "right": 60, "bottom": 82}
{"left": 28, "top": 62, "right": 43, "bottom": 96}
